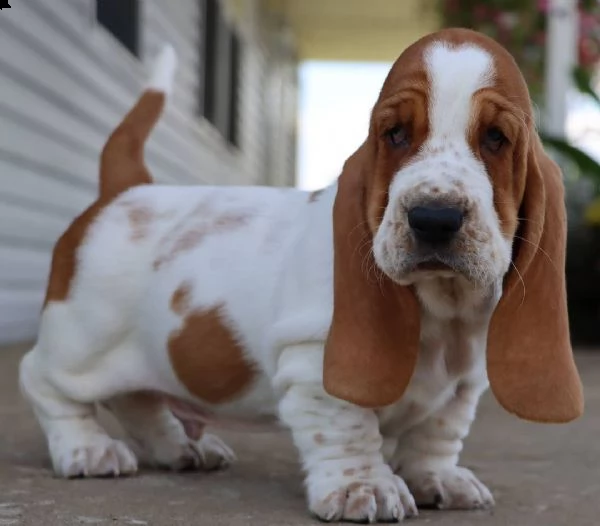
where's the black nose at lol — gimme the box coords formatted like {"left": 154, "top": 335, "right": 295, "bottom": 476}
{"left": 407, "top": 206, "right": 464, "bottom": 244}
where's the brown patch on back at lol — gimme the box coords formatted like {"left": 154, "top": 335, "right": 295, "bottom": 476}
{"left": 44, "top": 202, "right": 105, "bottom": 306}
{"left": 153, "top": 212, "right": 253, "bottom": 271}
{"left": 154, "top": 228, "right": 207, "bottom": 270}
{"left": 168, "top": 304, "right": 257, "bottom": 404}
{"left": 126, "top": 205, "right": 154, "bottom": 242}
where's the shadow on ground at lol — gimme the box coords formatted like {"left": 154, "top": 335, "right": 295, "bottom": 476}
{"left": 1, "top": 345, "right": 599, "bottom": 525}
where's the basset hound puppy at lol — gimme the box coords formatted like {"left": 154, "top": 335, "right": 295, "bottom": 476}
{"left": 20, "top": 28, "right": 583, "bottom": 523}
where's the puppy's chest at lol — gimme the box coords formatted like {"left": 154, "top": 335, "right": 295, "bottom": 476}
{"left": 378, "top": 312, "right": 487, "bottom": 435}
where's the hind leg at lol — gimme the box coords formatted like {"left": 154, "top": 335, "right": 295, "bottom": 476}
{"left": 105, "top": 392, "right": 235, "bottom": 471}
{"left": 19, "top": 349, "right": 138, "bottom": 478}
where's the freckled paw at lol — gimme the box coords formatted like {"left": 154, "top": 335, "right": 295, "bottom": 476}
{"left": 402, "top": 466, "right": 494, "bottom": 510}
{"left": 308, "top": 473, "right": 418, "bottom": 523}
{"left": 51, "top": 435, "right": 138, "bottom": 478}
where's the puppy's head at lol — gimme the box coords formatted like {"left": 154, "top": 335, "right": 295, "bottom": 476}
{"left": 324, "top": 28, "right": 583, "bottom": 423}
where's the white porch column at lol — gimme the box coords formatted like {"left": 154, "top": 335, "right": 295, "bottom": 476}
{"left": 544, "top": 0, "right": 579, "bottom": 136}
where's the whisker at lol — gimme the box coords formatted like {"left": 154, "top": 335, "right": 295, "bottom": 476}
{"left": 510, "top": 260, "right": 527, "bottom": 309}
{"left": 512, "top": 235, "right": 558, "bottom": 273}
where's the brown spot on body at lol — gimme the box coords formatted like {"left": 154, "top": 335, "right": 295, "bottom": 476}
{"left": 126, "top": 205, "right": 154, "bottom": 241}
{"left": 168, "top": 305, "right": 257, "bottom": 404}
{"left": 171, "top": 282, "right": 193, "bottom": 315}
{"left": 44, "top": 202, "right": 107, "bottom": 306}
{"left": 154, "top": 228, "right": 207, "bottom": 270}
{"left": 343, "top": 468, "right": 356, "bottom": 477}
{"left": 154, "top": 212, "right": 253, "bottom": 270}
{"left": 314, "top": 433, "right": 325, "bottom": 445}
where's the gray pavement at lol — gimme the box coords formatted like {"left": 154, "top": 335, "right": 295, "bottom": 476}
{"left": 1, "top": 344, "right": 599, "bottom": 525}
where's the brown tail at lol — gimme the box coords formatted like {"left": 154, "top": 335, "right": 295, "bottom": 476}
{"left": 98, "top": 44, "right": 177, "bottom": 200}
{"left": 98, "top": 91, "right": 165, "bottom": 200}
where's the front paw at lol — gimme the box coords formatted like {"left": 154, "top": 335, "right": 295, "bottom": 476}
{"left": 402, "top": 466, "right": 494, "bottom": 510}
{"left": 308, "top": 467, "right": 418, "bottom": 523}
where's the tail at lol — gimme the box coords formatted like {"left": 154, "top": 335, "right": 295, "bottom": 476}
{"left": 99, "top": 44, "right": 178, "bottom": 200}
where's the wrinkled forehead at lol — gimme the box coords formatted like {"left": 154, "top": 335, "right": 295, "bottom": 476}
{"left": 376, "top": 29, "right": 531, "bottom": 120}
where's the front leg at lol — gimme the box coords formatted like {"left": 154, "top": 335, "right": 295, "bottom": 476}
{"left": 274, "top": 344, "right": 417, "bottom": 523}
{"left": 389, "top": 382, "right": 494, "bottom": 511}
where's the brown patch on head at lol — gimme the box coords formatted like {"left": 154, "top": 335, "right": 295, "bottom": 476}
{"left": 171, "top": 282, "right": 193, "bottom": 316}
{"left": 366, "top": 87, "right": 430, "bottom": 232}
{"left": 468, "top": 91, "right": 530, "bottom": 239}
{"left": 313, "top": 433, "right": 326, "bottom": 445}
{"left": 168, "top": 305, "right": 257, "bottom": 404}
{"left": 343, "top": 468, "right": 356, "bottom": 477}
{"left": 43, "top": 91, "right": 166, "bottom": 306}
{"left": 308, "top": 189, "right": 324, "bottom": 203}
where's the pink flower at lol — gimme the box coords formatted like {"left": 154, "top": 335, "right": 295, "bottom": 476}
{"left": 537, "top": 0, "right": 549, "bottom": 13}
{"left": 496, "top": 12, "right": 520, "bottom": 30}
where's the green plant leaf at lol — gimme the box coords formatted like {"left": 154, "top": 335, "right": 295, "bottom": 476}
{"left": 541, "top": 134, "right": 600, "bottom": 185}
{"left": 580, "top": 0, "right": 596, "bottom": 11}
{"left": 572, "top": 66, "right": 600, "bottom": 106}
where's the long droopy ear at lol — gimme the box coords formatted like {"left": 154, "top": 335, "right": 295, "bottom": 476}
{"left": 487, "top": 136, "right": 584, "bottom": 423}
{"left": 323, "top": 146, "right": 421, "bottom": 408}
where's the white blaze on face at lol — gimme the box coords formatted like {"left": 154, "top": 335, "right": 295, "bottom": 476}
{"left": 425, "top": 42, "right": 494, "bottom": 148}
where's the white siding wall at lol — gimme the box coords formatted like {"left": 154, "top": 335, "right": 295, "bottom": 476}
{"left": 0, "top": 0, "right": 297, "bottom": 344}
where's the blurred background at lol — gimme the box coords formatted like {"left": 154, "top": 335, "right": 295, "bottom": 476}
{"left": 1, "top": 0, "right": 600, "bottom": 346}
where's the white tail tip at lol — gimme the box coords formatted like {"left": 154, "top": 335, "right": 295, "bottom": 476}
{"left": 147, "top": 44, "right": 177, "bottom": 95}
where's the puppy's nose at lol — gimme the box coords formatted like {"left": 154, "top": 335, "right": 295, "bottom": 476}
{"left": 407, "top": 205, "right": 464, "bottom": 244}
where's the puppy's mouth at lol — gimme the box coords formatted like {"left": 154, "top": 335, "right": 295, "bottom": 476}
{"left": 410, "top": 254, "right": 460, "bottom": 276}
{"left": 382, "top": 253, "right": 464, "bottom": 286}
{"left": 414, "top": 260, "right": 454, "bottom": 272}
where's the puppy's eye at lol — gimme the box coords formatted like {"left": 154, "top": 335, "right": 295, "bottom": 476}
{"left": 483, "top": 127, "right": 507, "bottom": 153}
{"left": 386, "top": 125, "right": 410, "bottom": 148}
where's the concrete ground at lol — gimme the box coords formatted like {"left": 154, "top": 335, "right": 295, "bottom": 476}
{"left": 0, "top": 345, "right": 599, "bottom": 526}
